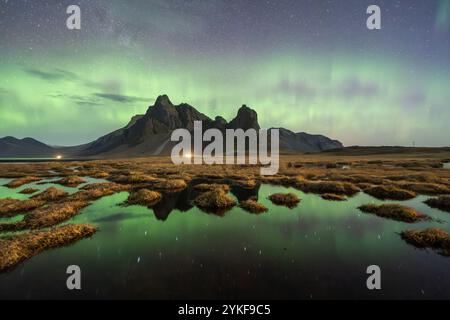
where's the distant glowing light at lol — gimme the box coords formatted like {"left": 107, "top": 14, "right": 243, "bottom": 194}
{"left": 56, "top": 155, "right": 63, "bottom": 160}
{"left": 184, "top": 152, "right": 192, "bottom": 159}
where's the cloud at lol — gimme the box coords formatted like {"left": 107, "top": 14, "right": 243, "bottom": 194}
{"left": 94, "top": 93, "right": 150, "bottom": 104}
{"left": 276, "top": 78, "right": 316, "bottom": 98}
{"left": 400, "top": 89, "right": 426, "bottom": 109}
{"left": 337, "top": 78, "right": 380, "bottom": 98}
{"left": 23, "top": 68, "right": 81, "bottom": 82}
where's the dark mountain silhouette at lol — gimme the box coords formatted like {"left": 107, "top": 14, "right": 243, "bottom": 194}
{"left": 0, "top": 95, "right": 343, "bottom": 158}
{"left": 0, "top": 136, "right": 56, "bottom": 158}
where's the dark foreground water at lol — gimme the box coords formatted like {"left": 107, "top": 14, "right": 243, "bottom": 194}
{"left": 0, "top": 177, "right": 450, "bottom": 299}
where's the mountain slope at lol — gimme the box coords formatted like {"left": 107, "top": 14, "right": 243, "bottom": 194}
{"left": 0, "top": 136, "right": 56, "bottom": 158}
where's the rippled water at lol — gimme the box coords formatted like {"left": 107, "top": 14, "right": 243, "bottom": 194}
{"left": 0, "top": 178, "right": 450, "bottom": 299}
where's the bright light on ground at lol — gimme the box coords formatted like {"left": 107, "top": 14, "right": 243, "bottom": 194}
{"left": 183, "top": 152, "right": 192, "bottom": 159}
{"left": 55, "top": 155, "right": 63, "bottom": 160}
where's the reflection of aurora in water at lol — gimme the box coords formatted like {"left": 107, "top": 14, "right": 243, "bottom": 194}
{"left": 1, "top": 178, "right": 450, "bottom": 299}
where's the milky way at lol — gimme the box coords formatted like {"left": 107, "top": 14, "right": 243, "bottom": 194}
{"left": 0, "top": 0, "right": 449, "bottom": 146}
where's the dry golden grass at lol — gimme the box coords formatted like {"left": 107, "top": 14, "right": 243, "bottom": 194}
{"left": 364, "top": 185, "right": 417, "bottom": 200}
{"left": 54, "top": 176, "right": 86, "bottom": 187}
{"left": 194, "top": 183, "right": 230, "bottom": 192}
{"left": 5, "top": 176, "right": 42, "bottom": 188}
{"left": 0, "top": 224, "right": 97, "bottom": 272}
{"left": 321, "top": 193, "right": 347, "bottom": 201}
{"left": 0, "top": 198, "right": 44, "bottom": 218}
{"left": 239, "top": 199, "right": 268, "bottom": 213}
{"left": 268, "top": 193, "right": 300, "bottom": 208}
{"left": 358, "top": 204, "right": 431, "bottom": 223}
{"left": 124, "top": 189, "right": 162, "bottom": 207}
{"left": 69, "top": 182, "right": 129, "bottom": 201}
{"left": 296, "top": 180, "right": 359, "bottom": 196}
{"left": 424, "top": 196, "right": 450, "bottom": 213}
{"left": 31, "top": 187, "right": 68, "bottom": 202}
{"left": 153, "top": 179, "right": 187, "bottom": 191}
{"left": 0, "top": 201, "right": 90, "bottom": 231}
{"left": 400, "top": 228, "right": 450, "bottom": 256}
{"left": 194, "top": 189, "right": 236, "bottom": 210}
{"left": 19, "top": 188, "right": 39, "bottom": 195}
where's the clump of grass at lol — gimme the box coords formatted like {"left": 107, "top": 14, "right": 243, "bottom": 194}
{"left": 5, "top": 176, "right": 42, "bottom": 188}
{"left": 0, "top": 198, "right": 44, "bottom": 218}
{"left": 424, "top": 195, "right": 450, "bottom": 213}
{"left": 0, "top": 201, "right": 90, "bottom": 231}
{"left": 194, "top": 183, "right": 230, "bottom": 192}
{"left": 31, "top": 187, "right": 68, "bottom": 202}
{"left": 19, "top": 188, "right": 39, "bottom": 195}
{"left": 54, "top": 176, "right": 86, "bottom": 187}
{"left": 110, "top": 173, "right": 157, "bottom": 184}
{"left": 400, "top": 228, "right": 450, "bottom": 256}
{"left": 235, "top": 179, "right": 257, "bottom": 189}
{"left": 153, "top": 179, "right": 187, "bottom": 191}
{"left": 194, "top": 189, "right": 236, "bottom": 210}
{"left": 396, "top": 182, "right": 450, "bottom": 195}
{"left": 321, "top": 193, "right": 347, "bottom": 201}
{"left": 0, "top": 224, "right": 97, "bottom": 272}
{"left": 358, "top": 204, "right": 431, "bottom": 223}
{"left": 69, "top": 183, "right": 128, "bottom": 201}
{"left": 364, "top": 185, "right": 416, "bottom": 200}
{"left": 239, "top": 199, "right": 268, "bottom": 214}
{"left": 124, "top": 189, "right": 162, "bottom": 207}
{"left": 268, "top": 193, "right": 300, "bottom": 208}
{"left": 296, "top": 180, "right": 359, "bottom": 196}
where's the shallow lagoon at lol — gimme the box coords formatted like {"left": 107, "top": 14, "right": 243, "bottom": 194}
{"left": 0, "top": 178, "right": 450, "bottom": 299}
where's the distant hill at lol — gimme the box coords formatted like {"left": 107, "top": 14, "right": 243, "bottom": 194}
{"left": 0, "top": 94, "right": 344, "bottom": 158}
{"left": 0, "top": 136, "right": 56, "bottom": 158}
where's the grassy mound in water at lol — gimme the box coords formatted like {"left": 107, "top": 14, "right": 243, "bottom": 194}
{"left": 54, "top": 176, "right": 86, "bottom": 187}
{"left": 69, "top": 183, "right": 129, "bottom": 201}
{"left": 125, "top": 189, "right": 162, "bottom": 207}
{"left": 424, "top": 195, "right": 450, "bottom": 213}
{"left": 239, "top": 199, "right": 268, "bottom": 213}
{"left": 31, "top": 187, "right": 68, "bottom": 202}
{"left": 400, "top": 228, "right": 450, "bottom": 256}
{"left": 268, "top": 193, "right": 300, "bottom": 208}
{"left": 194, "top": 189, "right": 236, "bottom": 210}
{"left": 19, "top": 188, "right": 39, "bottom": 195}
{"left": 0, "top": 201, "right": 90, "bottom": 232}
{"left": 194, "top": 183, "right": 230, "bottom": 192}
{"left": 321, "top": 193, "right": 347, "bottom": 201}
{"left": 0, "top": 224, "right": 97, "bottom": 272}
{"left": 296, "top": 180, "right": 359, "bottom": 196}
{"left": 5, "top": 176, "right": 42, "bottom": 188}
{"left": 0, "top": 198, "right": 44, "bottom": 218}
{"left": 358, "top": 204, "right": 431, "bottom": 223}
{"left": 153, "top": 179, "right": 187, "bottom": 191}
{"left": 364, "top": 185, "right": 416, "bottom": 200}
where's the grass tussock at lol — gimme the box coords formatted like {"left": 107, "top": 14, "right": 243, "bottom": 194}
{"left": 296, "top": 180, "right": 359, "bottom": 196}
{"left": 321, "top": 193, "right": 347, "bottom": 201}
{"left": 0, "top": 201, "right": 90, "bottom": 231}
{"left": 239, "top": 199, "right": 268, "bottom": 214}
{"left": 69, "top": 183, "right": 129, "bottom": 201}
{"left": 364, "top": 185, "right": 416, "bottom": 200}
{"left": 400, "top": 228, "right": 450, "bottom": 256}
{"left": 424, "top": 195, "right": 450, "bottom": 212}
{"left": 5, "top": 176, "right": 42, "bottom": 188}
{"left": 358, "top": 204, "right": 431, "bottom": 223}
{"left": 194, "top": 189, "right": 236, "bottom": 210}
{"left": 396, "top": 182, "right": 450, "bottom": 195}
{"left": 153, "top": 179, "right": 187, "bottom": 191}
{"left": 235, "top": 179, "right": 257, "bottom": 189}
{"left": 19, "top": 188, "right": 39, "bottom": 195}
{"left": 125, "top": 189, "right": 162, "bottom": 207}
{"left": 0, "top": 198, "right": 44, "bottom": 218}
{"left": 31, "top": 187, "right": 68, "bottom": 202}
{"left": 0, "top": 224, "right": 97, "bottom": 272}
{"left": 110, "top": 173, "right": 157, "bottom": 184}
{"left": 268, "top": 193, "right": 300, "bottom": 208}
{"left": 54, "top": 176, "right": 86, "bottom": 187}
{"left": 194, "top": 183, "right": 230, "bottom": 192}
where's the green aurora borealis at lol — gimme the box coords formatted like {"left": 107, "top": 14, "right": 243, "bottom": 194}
{"left": 0, "top": 0, "right": 449, "bottom": 147}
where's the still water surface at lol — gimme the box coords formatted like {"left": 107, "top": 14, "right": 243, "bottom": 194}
{"left": 0, "top": 178, "right": 449, "bottom": 299}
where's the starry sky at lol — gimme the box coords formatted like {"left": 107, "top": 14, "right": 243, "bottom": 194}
{"left": 0, "top": 0, "right": 449, "bottom": 146}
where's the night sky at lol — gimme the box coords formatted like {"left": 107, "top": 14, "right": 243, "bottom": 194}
{"left": 0, "top": 0, "right": 449, "bottom": 146}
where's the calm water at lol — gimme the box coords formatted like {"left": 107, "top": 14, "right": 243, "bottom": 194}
{"left": 444, "top": 163, "right": 450, "bottom": 169}
{"left": 1, "top": 177, "right": 450, "bottom": 299}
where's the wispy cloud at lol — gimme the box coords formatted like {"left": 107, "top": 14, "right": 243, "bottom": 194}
{"left": 94, "top": 93, "right": 150, "bottom": 104}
